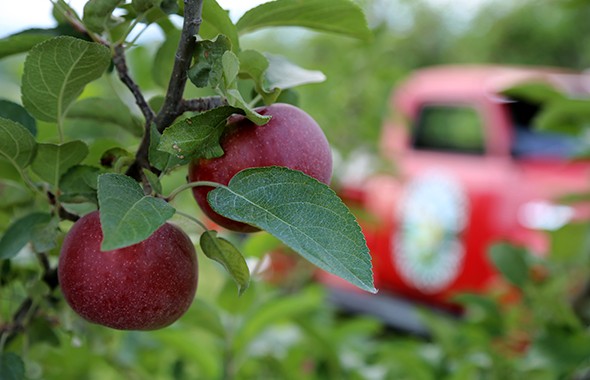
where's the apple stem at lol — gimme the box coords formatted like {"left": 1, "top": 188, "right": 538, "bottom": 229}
{"left": 165, "top": 180, "right": 227, "bottom": 202}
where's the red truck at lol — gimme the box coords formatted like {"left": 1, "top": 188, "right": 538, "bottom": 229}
{"left": 321, "top": 65, "right": 590, "bottom": 333}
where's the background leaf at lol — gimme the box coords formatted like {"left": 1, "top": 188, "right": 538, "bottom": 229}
{"left": 152, "top": 29, "right": 181, "bottom": 88}
{"left": 0, "top": 213, "right": 54, "bottom": 260}
{"left": 208, "top": 167, "right": 375, "bottom": 293}
{"left": 158, "top": 106, "right": 243, "bottom": 160}
{"left": 0, "top": 352, "right": 25, "bottom": 380}
{"left": 31, "top": 141, "right": 89, "bottom": 188}
{"left": 66, "top": 97, "right": 144, "bottom": 137}
{"left": 0, "top": 180, "right": 33, "bottom": 209}
{"left": 59, "top": 165, "right": 101, "bottom": 204}
{"left": 200, "top": 230, "right": 250, "bottom": 295}
{"left": 21, "top": 36, "right": 111, "bottom": 122}
{"left": 488, "top": 243, "right": 530, "bottom": 288}
{"left": 264, "top": 53, "right": 326, "bottom": 90}
{"left": 97, "top": 173, "right": 175, "bottom": 250}
{"left": 0, "top": 99, "right": 37, "bottom": 136}
{"left": 236, "top": 0, "right": 371, "bottom": 40}
{"left": 201, "top": 0, "right": 240, "bottom": 51}
{"left": 0, "top": 117, "right": 37, "bottom": 170}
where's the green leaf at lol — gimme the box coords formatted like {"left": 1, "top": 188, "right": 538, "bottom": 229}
{"left": 59, "top": 165, "right": 101, "bottom": 204}
{"left": 0, "top": 352, "right": 25, "bottom": 380}
{"left": 238, "top": 50, "right": 280, "bottom": 105}
{"left": 21, "top": 36, "right": 111, "bottom": 123}
{"left": 236, "top": 0, "right": 372, "bottom": 40}
{"left": 31, "top": 141, "right": 89, "bottom": 188}
{"left": 0, "top": 117, "right": 37, "bottom": 170}
{"left": 152, "top": 29, "right": 181, "bottom": 88}
{"left": 132, "top": 0, "right": 161, "bottom": 13}
{"left": 501, "top": 82, "right": 563, "bottom": 104}
{"left": 158, "top": 106, "right": 243, "bottom": 160}
{"left": 67, "top": 97, "right": 144, "bottom": 137}
{"left": 0, "top": 212, "right": 53, "bottom": 260}
{"left": 208, "top": 167, "right": 375, "bottom": 293}
{"left": 83, "top": 0, "right": 124, "bottom": 33}
{"left": 185, "top": 298, "right": 226, "bottom": 338}
{"left": 0, "top": 99, "right": 37, "bottom": 136}
{"left": 201, "top": 0, "right": 240, "bottom": 51}
{"left": 0, "top": 31, "right": 53, "bottom": 60}
{"left": 264, "top": 53, "right": 326, "bottom": 90}
{"left": 149, "top": 124, "right": 184, "bottom": 172}
{"left": 0, "top": 180, "right": 33, "bottom": 209}
{"left": 142, "top": 168, "right": 162, "bottom": 194}
{"left": 188, "top": 35, "right": 232, "bottom": 88}
{"left": 488, "top": 243, "right": 530, "bottom": 288}
{"left": 97, "top": 173, "right": 175, "bottom": 250}
{"left": 200, "top": 230, "right": 250, "bottom": 295}
{"left": 225, "top": 88, "right": 270, "bottom": 126}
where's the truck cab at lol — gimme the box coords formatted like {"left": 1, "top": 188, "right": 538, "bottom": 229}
{"left": 323, "top": 65, "right": 590, "bottom": 327}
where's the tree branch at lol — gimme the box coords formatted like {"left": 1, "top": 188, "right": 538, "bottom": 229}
{"left": 127, "top": 0, "right": 205, "bottom": 181}
{"left": 180, "top": 96, "right": 228, "bottom": 113}
{"left": 154, "top": 0, "right": 204, "bottom": 133}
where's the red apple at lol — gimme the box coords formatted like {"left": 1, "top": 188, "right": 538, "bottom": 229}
{"left": 58, "top": 211, "right": 198, "bottom": 330}
{"left": 189, "top": 103, "right": 333, "bottom": 232}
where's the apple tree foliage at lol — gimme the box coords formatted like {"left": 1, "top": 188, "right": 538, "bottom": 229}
{"left": 0, "top": 0, "right": 375, "bottom": 375}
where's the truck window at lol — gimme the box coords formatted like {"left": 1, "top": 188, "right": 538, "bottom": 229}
{"left": 412, "top": 105, "right": 485, "bottom": 154}
{"left": 508, "top": 99, "right": 582, "bottom": 159}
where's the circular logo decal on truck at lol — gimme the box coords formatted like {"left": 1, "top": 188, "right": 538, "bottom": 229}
{"left": 393, "top": 171, "right": 469, "bottom": 294}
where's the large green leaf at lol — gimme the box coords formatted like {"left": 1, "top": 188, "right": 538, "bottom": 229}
{"left": 67, "top": 97, "right": 144, "bottom": 137}
{"left": 21, "top": 36, "right": 111, "bottom": 123}
{"left": 208, "top": 167, "right": 375, "bottom": 293}
{"left": 158, "top": 106, "right": 243, "bottom": 160}
{"left": 0, "top": 117, "right": 37, "bottom": 170}
{"left": 0, "top": 99, "right": 37, "bottom": 136}
{"left": 236, "top": 0, "right": 371, "bottom": 40}
{"left": 97, "top": 173, "right": 175, "bottom": 250}
{"left": 31, "top": 141, "right": 89, "bottom": 188}
{"left": 200, "top": 231, "right": 250, "bottom": 295}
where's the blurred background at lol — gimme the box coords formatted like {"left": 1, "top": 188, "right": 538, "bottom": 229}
{"left": 2, "top": 0, "right": 590, "bottom": 379}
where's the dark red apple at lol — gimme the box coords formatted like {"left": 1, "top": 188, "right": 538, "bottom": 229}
{"left": 58, "top": 211, "right": 198, "bottom": 330}
{"left": 188, "top": 103, "right": 333, "bottom": 232}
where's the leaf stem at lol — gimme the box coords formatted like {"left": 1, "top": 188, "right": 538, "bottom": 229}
{"left": 175, "top": 210, "right": 209, "bottom": 231}
{"left": 165, "top": 180, "right": 225, "bottom": 202}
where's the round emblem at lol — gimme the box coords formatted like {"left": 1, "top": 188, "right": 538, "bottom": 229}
{"left": 393, "top": 171, "right": 469, "bottom": 293}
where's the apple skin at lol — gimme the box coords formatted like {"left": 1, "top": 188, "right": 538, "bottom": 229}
{"left": 58, "top": 211, "right": 198, "bottom": 331}
{"left": 188, "top": 103, "right": 333, "bottom": 232}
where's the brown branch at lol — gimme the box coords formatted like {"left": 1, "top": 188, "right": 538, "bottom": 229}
{"left": 154, "top": 0, "right": 204, "bottom": 132}
{"left": 180, "top": 96, "right": 228, "bottom": 113}
{"left": 127, "top": 0, "right": 205, "bottom": 180}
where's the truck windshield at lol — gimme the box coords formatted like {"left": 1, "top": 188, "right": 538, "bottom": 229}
{"left": 508, "top": 100, "right": 584, "bottom": 159}
{"left": 413, "top": 105, "right": 485, "bottom": 155}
